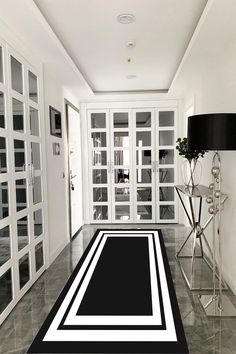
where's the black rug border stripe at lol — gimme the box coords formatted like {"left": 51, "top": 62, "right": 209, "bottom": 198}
{"left": 27, "top": 229, "right": 189, "bottom": 354}
{"left": 58, "top": 233, "right": 106, "bottom": 329}
{"left": 59, "top": 232, "right": 165, "bottom": 331}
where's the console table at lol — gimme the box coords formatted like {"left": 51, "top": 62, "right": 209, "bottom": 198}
{"left": 175, "top": 184, "right": 227, "bottom": 291}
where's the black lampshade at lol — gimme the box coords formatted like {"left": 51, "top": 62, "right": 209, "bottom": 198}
{"left": 187, "top": 113, "right": 236, "bottom": 151}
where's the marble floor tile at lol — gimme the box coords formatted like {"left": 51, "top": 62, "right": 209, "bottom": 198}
{"left": 0, "top": 224, "right": 236, "bottom": 354}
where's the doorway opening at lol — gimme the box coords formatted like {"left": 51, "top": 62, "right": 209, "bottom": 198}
{"left": 65, "top": 101, "right": 83, "bottom": 238}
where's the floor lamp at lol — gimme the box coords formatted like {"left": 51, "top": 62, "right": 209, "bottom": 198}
{"left": 187, "top": 113, "right": 236, "bottom": 317}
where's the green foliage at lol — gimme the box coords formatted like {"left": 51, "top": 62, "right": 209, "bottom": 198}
{"left": 176, "top": 137, "right": 207, "bottom": 161}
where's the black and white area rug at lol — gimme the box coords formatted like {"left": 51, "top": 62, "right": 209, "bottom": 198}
{"left": 28, "top": 230, "right": 189, "bottom": 354}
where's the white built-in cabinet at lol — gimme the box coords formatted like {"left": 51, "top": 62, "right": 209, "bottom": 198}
{"left": 0, "top": 37, "right": 47, "bottom": 325}
{"left": 87, "top": 105, "right": 177, "bottom": 224}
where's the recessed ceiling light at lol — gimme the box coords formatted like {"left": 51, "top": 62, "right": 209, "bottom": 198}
{"left": 117, "top": 13, "right": 135, "bottom": 24}
{"left": 126, "top": 75, "right": 137, "bottom": 79}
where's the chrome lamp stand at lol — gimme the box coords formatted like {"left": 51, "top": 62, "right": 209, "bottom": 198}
{"left": 199, "top": 152, "right": 236, "bottom": 316}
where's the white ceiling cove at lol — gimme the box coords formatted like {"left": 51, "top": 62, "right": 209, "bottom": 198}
{"left": 34, "top": 0, "right": 208, "bottom": 94}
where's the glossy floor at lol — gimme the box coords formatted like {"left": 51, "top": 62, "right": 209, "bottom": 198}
{"left": 0, "top": 225, "right": 236, "bottom": 354}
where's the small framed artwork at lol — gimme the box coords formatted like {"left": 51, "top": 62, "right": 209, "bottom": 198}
{"left": 49, "top": 106, "right": 62, "bottom": 137}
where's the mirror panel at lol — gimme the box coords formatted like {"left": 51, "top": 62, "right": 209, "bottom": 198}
{"left": 159, "top": 111, "right": 174, "bottom": 127}
{"left": 28, "top": 71, "right": 38, "bottom": 103}
{"left": 92, "top": 151, "right": 107, "bottom": 166}
{"left": 11, "top": 56, "right": 23, "bottom": 94}
{"left": 91, "top": 113, "right": 106, "bottom": 129}
{"left": 115, "top": 205, "right": 130, "bottom": 221}
{"left": 0, "top": 136, "right": 7, "bottom": 173}
{"left": 92, "top": 169, "right": 107, "bottom": 184}
{"left": 35, "top": 242, "right": 44, "bottom": 272}
{"left": 16, "top": 179, "right": 27, "bottom": 212}
{"left": 136, "top": 112, "right": 151, "bottom": 127}
{"left": 114, "top": 132, "right": 129, "bottom": 147}
{"left": 0, "top": 47, "right": 3, "bottom": 83}
{"left": 0, "top": 92, "right": 5, "bottom": 128}
{"left": 93, "top": 205, "right": 108, "bottom": 220}
{"left": 17, "top": 216, "right": 28, "bottom": 251}
{"left": 160, "top": 205, "right": 175, "bottom": 220}
{"left": 30, "top": 107, "right": 39, "bottom": 136}
{"left": 34, "top": 209, "right": 43, "bottom": 238}
{"left": 12, "top": 98, "right": 24, "bottom": 132}
{"left": 0, "top": 269, "right": 12, "bottom": 314}
{"left": 115, "top": 187, "right": 130, "bottom": 202}
{"left": 137, "top": 205, "right": 152, "bottom": 220}
{"left": 91, "top": 132, "right": 106, "bottom": 147}
{"left": 14, "top": 139, "right": 25, "bottom": 172}
{"left": 113, "top": 112, "right": 128, "bottom": 128}
{"left": 19, "top": 253, "right": 30, "bottom": 289}
{"left": 93, "top": 187, "right": 108, "bottom": 202}
{"left": 0, "top": 182, "right": 9, "bottom": 220}
{"left": 0, "top": 225, "right": 10, "bottom": 266}
{"left": 114, "top": 169, "right": 129, "bottom": 184}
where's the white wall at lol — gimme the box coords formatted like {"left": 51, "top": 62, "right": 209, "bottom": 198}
{"left": 171, "top": 0, "right": 236, "bottom": 293}
{"left": 0, "top": 2, "right": 84, "bottom": 266}
{"left": 43, "top": 72, "right": 70, "bottom": 263}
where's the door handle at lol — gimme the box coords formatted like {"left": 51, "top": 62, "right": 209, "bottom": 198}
{"left": 70, "top": 174, "right": 77, "bottom": 180}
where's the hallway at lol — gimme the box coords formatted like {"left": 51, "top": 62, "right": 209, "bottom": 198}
{"left": 0, "top": 225, "right": 236, "bottom": 354}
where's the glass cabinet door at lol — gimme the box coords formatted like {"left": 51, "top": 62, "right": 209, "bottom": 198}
{"left": 89, "top": 110, "right": 110, "bottom": 222}
{"left": 156, "top": 109, "right": 176, "bottom": 222}
{"left": 0, "top": 44, "right": 46, "bottom": 326}
{"left": 133, "top": 109, "right": 155, "bottom": 223}
{"left": 110, "top": 110, "right": 132, "bottom": 222}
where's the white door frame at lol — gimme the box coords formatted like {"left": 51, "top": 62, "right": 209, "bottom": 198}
{"left": 65, "top": 100, "right": 82, "bottom": 238}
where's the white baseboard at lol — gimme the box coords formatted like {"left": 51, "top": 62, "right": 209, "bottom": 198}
{"left": 49, "top": 239, "right": 69, "bottom": 266}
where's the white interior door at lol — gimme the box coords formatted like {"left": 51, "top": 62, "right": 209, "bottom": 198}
{"left": 67, "top": 104, "right": 83, "bottom": 237}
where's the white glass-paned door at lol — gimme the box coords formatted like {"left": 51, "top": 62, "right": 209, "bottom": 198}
{"left": 156, "top": 109, "right": 177, "bottom": 222}
{"left": 133, "top": 109, "right": 155, "bottom": 223}
{"left": 89, "top": 110, "right": 111, "bottom": 222}
{"left": 110, "top": 110, "right": 133, "bottom": 222}
{"left": 0, "top": 42, "right": 47, "bottom": 325}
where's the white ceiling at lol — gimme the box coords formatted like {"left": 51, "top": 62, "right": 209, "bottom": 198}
{"left": 33, "top": 0, "right": 208, "bottom": 94}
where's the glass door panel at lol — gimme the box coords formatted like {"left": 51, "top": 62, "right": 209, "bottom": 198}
{"left": 0, "top": 182, "right": 9, "bottom": 219}
{"left": 111, "top": 110, "right": 132, "bottom": 222}
{"left": 89, "top": 110, "right": 110, "bottom": 222}
{"left": 11, "top": 56, "right": 23, "bottom": 94}
{"left": 17, "top": 216, "right": 28, "bottom": 251}
{"left": 0, "top": 47, "right": 3, "bottom": 83}
{"left": 134, "top": 109, "right": 155, "bottom": 223}
{"left": 28, "top": 71, "right": 38, "bottom": 103}
{"left": 159, "top": 130, "right": 174, "bottom": 146}
{"left": 35, "top": 241, "right": 44, "bottom": 272}
{"left": 156, "top": 109, "right": 176, "bottom": 222}
{"left": 159, "top": 111, "right": 174, "bottom": 127}
{"left": 0, "top": 270, "right": 12, "bottom": 315}
{"left": 0, "top": 225, "right": 10, "bottom": 266}
{"left": 19, "top": 253, "right": 30, "bottom": 289}
{"left": 0, "top": 92, "right": 5, "bottom": 128}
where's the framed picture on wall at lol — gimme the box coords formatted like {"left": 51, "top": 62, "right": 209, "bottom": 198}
{"left": 49, "top": 106, "right": 62, "bottom": 137}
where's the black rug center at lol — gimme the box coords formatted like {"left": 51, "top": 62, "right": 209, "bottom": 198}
{"left": 76, "top": 236, "right": 153, "bottom": 316}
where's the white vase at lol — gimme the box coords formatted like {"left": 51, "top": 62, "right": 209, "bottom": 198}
{"left": 182, "top": 159, "right": 202, "bottom": 187}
